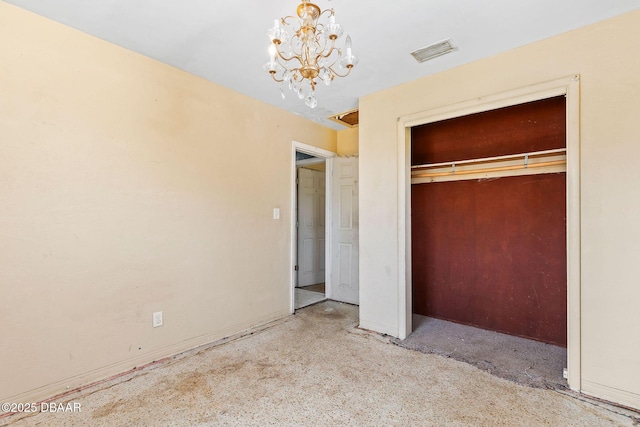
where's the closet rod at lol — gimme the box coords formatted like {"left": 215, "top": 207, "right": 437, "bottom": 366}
{"left": 411, "top": 148, "right": 566, "bottom": 171}
{"left": 412, "top": 160, "right": 566, "bottom": 179}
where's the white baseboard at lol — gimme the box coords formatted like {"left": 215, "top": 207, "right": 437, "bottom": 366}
{"left": 359, "top": 319, "right": 398, "bottom": 338}
{"left": 581, "top": 379, "right": 640, "bottom": 411}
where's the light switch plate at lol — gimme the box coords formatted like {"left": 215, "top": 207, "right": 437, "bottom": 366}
{"left": 153, "top": 311, "right": 163, "bottom": 328}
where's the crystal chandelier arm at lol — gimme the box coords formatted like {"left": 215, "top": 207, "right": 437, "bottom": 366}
{"left": 318, "top": 8, "right": 334, "bottom": 20}
{"left": 273, "top": 42, "right": 304, "bottom": 65}
{"left": 328, "top": 63, "right": 354, "bottom": 78}
{"left": 281, "top": 15, "right": 299, "bottom": 26}
{"left": 269, "top": 73, "right": 285, "bottom": 83}
{"left": 312, "top": 38, "right": 325, "bottom": 61}
{"left": 269, "top": 65, "right": 304, "bottom": 82}
{"left": 316, "top": 37, "right": 337, "bottom": 59}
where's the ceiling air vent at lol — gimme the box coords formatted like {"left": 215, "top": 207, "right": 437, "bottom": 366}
{"left": 410, "top": 39, "right": 457, "bottom": 63}
{"left": 328, "top": 108, "right": 359, "bottom": 128}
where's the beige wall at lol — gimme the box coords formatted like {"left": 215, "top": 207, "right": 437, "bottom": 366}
{"left": 0, "top": 3, "right": 335, "bottom": 402}
{"left": 359, "top": 10, "right": 640, "bottom": 409}
{"left": 337, "top": 127, "right": 359, "bottom": 156}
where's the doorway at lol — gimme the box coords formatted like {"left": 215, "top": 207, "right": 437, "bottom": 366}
{"left": 396, "top": 76, "right": 581, "bottom": 389}
{"left": 290, "top": 142, "right": 335, "bottom": 312}
{"left": 290, "top": 141, "right": 360, "bottom": 312}
{"left": 295, "top": 154, "right": 327, "bottom": 309}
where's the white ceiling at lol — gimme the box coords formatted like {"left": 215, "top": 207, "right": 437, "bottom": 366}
{"left": 5, "top": 0, "right": 640, "bottom": 129}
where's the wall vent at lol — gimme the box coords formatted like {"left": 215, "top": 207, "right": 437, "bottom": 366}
{"left": 328, "top": 108, "right": 359, "bottom": 128}
{"left": 410, "top": 39, "right": 457, "bottom": 63}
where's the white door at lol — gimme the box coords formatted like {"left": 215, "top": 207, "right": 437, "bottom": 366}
{"left": 297, "top": 167, "right": 326, "bottom": 287}
{"left": 331, "top": 157, "right": 359, "bottom": 304}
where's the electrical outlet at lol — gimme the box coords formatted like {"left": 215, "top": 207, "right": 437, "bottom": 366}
{"left": 153, "top": 311, "right": 163, "bottom": 328}
{"left": 563, "top": 368, "right": 568, "bottom": 379}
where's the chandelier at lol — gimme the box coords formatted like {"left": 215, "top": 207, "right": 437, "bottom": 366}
{"left": 264, "top": 0, "right": 358, "bottom": 108}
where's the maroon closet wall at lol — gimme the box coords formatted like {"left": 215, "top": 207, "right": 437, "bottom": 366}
{"left": 411, "top": 96, "right": 567, "bottom": 346}
{"left": 412, "top": 96, "right": 566, "bottom": 165}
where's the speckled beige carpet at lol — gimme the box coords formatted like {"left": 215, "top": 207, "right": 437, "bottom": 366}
{"left": 3, "top": 301, "right": 637, "bottom": 426}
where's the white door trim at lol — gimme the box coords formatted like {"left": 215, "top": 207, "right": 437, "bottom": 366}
{"left": 396, "top": 75, "right": 581, "bottom": 390}
{"left": 291, "top": 141, "right": 336, "bottom": 313}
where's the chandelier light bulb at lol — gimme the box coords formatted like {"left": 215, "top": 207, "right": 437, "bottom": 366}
{"left": 264, "top": 0, "right": 357, "bottom": 108}
{"left": 264, "top": 44, "right": 277, "bottom": 73}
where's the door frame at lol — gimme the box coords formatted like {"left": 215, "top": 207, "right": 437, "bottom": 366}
{"left": 396, "top": 75, "right": 581, "bottom": 390}
{"left": 290, "top": 141, "right": 336, "bottom": 313}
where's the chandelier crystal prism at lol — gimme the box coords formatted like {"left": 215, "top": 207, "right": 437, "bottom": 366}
{"left": 264, "top": 0, "right": 358, "bottom": 108}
